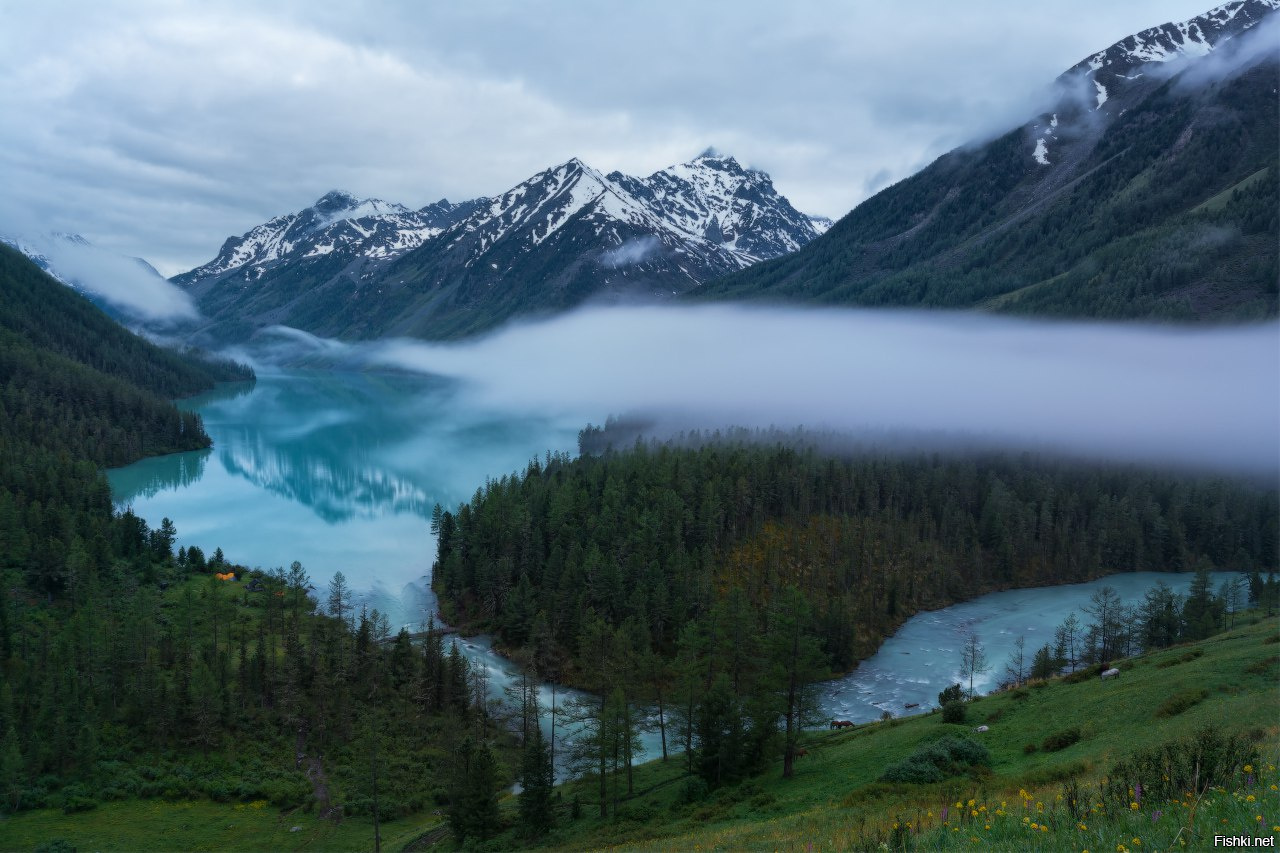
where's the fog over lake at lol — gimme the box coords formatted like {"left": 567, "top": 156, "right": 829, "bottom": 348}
{"left": 337, "top": 305, "right": 1273, "bottom": 473}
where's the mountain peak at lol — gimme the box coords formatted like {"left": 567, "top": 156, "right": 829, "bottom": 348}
{"left": 692, "top": 149, "right": 745, "bottom": 171}
{"left": 313, "top": 190, "right": 361, "bottom": 210}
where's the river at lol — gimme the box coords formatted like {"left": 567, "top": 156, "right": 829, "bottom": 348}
{"left": 108, "top": 369, "right": 1251, "bottom": 771}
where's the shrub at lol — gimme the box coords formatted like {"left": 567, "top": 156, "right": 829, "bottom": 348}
{"left": 880, "top": 757, "right": 945, "bottom": 784}
{"left": 1009, "top": 688, "right": 1030, "bottom": 700}
{"left": 1042, "top": 727, "right": 1082, "bottom": 752}
{"left": 1105, "top": 726, "right": 1256, "bottom": 805}
{"left": 1063, "top": 664, "right": 1102, "bottom": 684}
{"left": 878, "top": 736, "right": 991, "bottom": 784}
{"left": 1155, "top": 688, "right": 1209, "bottom": 717}
{"left": 941, "top": 700, "right": 966, "bottom": 724}
{"left": 674, "top": 777, "right": 708, "bottom": 807}
{"left": 937, "top": 683, "right": 965, "bottom": 705}
{"left": 1023, "top": 743, "right": 1038, "bottom": 754}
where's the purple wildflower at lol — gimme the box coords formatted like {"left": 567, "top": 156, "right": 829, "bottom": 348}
{"left": 942, "top": 805, "right": 949, "bottom": 822}
{"left": 1152, "top": 810, "right": 1163, "bottom": 822}
{"left": 1247, "top": 774, "right": 1255, "bottom": 788}
{"left": 1134, "top": 781, "right": 1142, "bottom": 805}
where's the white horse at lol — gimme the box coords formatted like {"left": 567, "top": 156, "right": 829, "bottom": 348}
{"left": 1100, "top": 667, "right": 1121, "bottom": 680}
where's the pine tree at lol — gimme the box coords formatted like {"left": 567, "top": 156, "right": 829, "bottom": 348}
{"left": 518, "top": 724, "right": 555, "bottom": 838}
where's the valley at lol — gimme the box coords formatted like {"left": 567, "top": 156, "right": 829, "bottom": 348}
{"left": 1, "top": 1, "right": 1278, "bottom": 850}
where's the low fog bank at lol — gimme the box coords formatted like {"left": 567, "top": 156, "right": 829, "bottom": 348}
{"left": 251, "top": 305, "right": 1279, "bottom": 477}
{"left": 5, "top": 231, "right": 199, "bottom": 322}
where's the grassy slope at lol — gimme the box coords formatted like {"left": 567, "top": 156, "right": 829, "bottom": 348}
{"left": 543, "top": 615, "right": 1279, "bottom": 851}
{"left": 4, "top": 615, "right": 1275, "bottom": 851}
{"left": 0, "top": 570, "right": 468, "bottom": 853}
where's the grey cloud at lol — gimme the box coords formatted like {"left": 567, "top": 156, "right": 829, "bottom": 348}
{"left": 0, "top": 0, "right": 1218, "bottom": 271}
{"left": 601, "top": 237, "right": 662, "bottom": 269}
{"left": 24, "top": 234, "right": 198, "bottom": 321}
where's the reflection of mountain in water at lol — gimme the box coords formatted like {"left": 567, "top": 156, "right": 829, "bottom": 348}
{"left": 219, "top": 430, "right": 431, "bottom": 523}
{"left": 117, "top": 449, "right": 211, "bottom": 501}
{"left": 202, "top": 372, "right": 445, "bottom": 523}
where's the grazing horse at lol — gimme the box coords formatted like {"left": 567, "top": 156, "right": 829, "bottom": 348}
{"left": 1100, "top": 667, "right": 1121, "bottom": 680}
{"left": 830, "top": 719, "right": 855, "bottom": 729}
{"left": 793, "top": 748, "right": 809, "bottom": 758}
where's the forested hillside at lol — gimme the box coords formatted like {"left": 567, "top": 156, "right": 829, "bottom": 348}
{"left": 695, "top": 53, "right": 1279, "bottom": 321}
{"left": 0, "top": 247, "right": 514, "bottom": 844}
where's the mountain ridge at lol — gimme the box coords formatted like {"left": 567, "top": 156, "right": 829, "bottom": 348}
{"left": 175, "top": 152, "right": 823, "bottom": 340}
{"left": 693, "top": 0, "right": 1280, "bottom": 322}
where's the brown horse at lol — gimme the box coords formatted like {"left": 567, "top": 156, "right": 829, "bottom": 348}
{"left": 830, "top": 719, "right": 855, "bottom": 729}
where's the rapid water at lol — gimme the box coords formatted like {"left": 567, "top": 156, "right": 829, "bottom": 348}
{"left": 108, "top": 369, "right": 1253, "bottom": 773}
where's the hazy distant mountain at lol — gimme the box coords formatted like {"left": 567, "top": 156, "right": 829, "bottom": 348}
{"left": 176, "top": 152, "right": 824, "bottom": 340}
{"left": 696, "top": 0, "right": 1279, "bottom": 321}
{"left": 0, "top": 231, "right": 192, "bottom": 324}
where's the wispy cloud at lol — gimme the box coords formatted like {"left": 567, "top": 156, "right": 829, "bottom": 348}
{"left": 356, "top": 305, "right": 1279, "bottom": 475}
{"left": 26, "top": 233, "right": 198, "bottom": 321}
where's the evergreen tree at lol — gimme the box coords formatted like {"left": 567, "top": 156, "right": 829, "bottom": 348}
{"left": 518, "top": 724, "right": 555, "bottom": 838}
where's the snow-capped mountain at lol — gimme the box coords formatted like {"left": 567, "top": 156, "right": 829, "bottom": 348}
{"left": 183, "top": 191, "right": 480, "bottom": 281}
{"left": 178, "top": 152, "right": 823, "bottom": 340}
{"left": 1028, "top": 0, "right": 1276, "bottom": 168}
{"left": 698, "top": 0, "right": 1279, "bottom": 322}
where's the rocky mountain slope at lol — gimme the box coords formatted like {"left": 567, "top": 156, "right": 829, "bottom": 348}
{"left": 695, "top": 0, "right": 1279, "bottom": 321}
{"left": 176, "top": 152, "right": 823, "bottom": 340}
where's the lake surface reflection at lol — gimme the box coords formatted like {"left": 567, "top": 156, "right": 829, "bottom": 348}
{"left": 109, "top": 370, "right": 584, "bottom": 622}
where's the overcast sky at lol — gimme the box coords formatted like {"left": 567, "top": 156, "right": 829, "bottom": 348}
{"left": 0, "top": 0, "right": 1216, "bottom": 276}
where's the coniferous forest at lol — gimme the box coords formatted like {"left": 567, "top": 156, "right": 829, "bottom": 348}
{"left": 433, "top": 426, "right": 1278, "bottom": 793}
{"left": 0, "top": 247, "right": 514, "bottom": 841}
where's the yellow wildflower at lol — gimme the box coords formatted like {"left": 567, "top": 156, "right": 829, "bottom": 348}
{"left": 1245, "top": 764, "right": 1253, "bottom": 773}
{"left": 1078, "top": 822, "right": 1088, "bottom": 831}
{"left": 968, "top": 798, "right": 976, "bottom": 807}
{"left": 1247, "top": 794, "right": 1257, "bottom": 802}
{"left": 1130, "top": 802, "right": 1139, "bottom": 810}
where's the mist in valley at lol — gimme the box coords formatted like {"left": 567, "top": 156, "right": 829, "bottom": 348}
{"left": 236, "top": 304, "right": 1280, "bottom": 478}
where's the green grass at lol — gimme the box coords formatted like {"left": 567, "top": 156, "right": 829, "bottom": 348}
{"left": 1189, "top": 167, "right": 1271, "bottom": 215}
{"left": 5, "top": 616, "right": 1277, "bottom": 851}
{"left": 0, "top": 798, "right": 443, "bottom": 852}
{"left": 528, "top": 615, "right": 1280, "bottom": 851}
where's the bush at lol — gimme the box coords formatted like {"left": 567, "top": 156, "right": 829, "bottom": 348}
{"left": 941, "top": 700, "right": 966, "bottom": 724}
{"left": 674, "top": 777, "right": 709, "bottom": 807}
{"left": 1042, "top": 727, "right": 1082, "bottom": 752}
{"left": 880, "top": 757, "right": 945, "bottom": 784}
{"left": 1063, "top": 664, "right": 1102, "bottom": 684}
{"left": 937, "top": 684, "right": 965, "bottom": 705}
{"left": 878, "top": 736, "right": 991, "bottom": 784}
{"left": 1155, "top": 688, "right": 1209, "bottom": 717}
{"left": 1105, "top": 727, "right": 1256, "bottom": 805}
{"left": 1023, "top": 743, "right": 1038, "bottom": 754}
